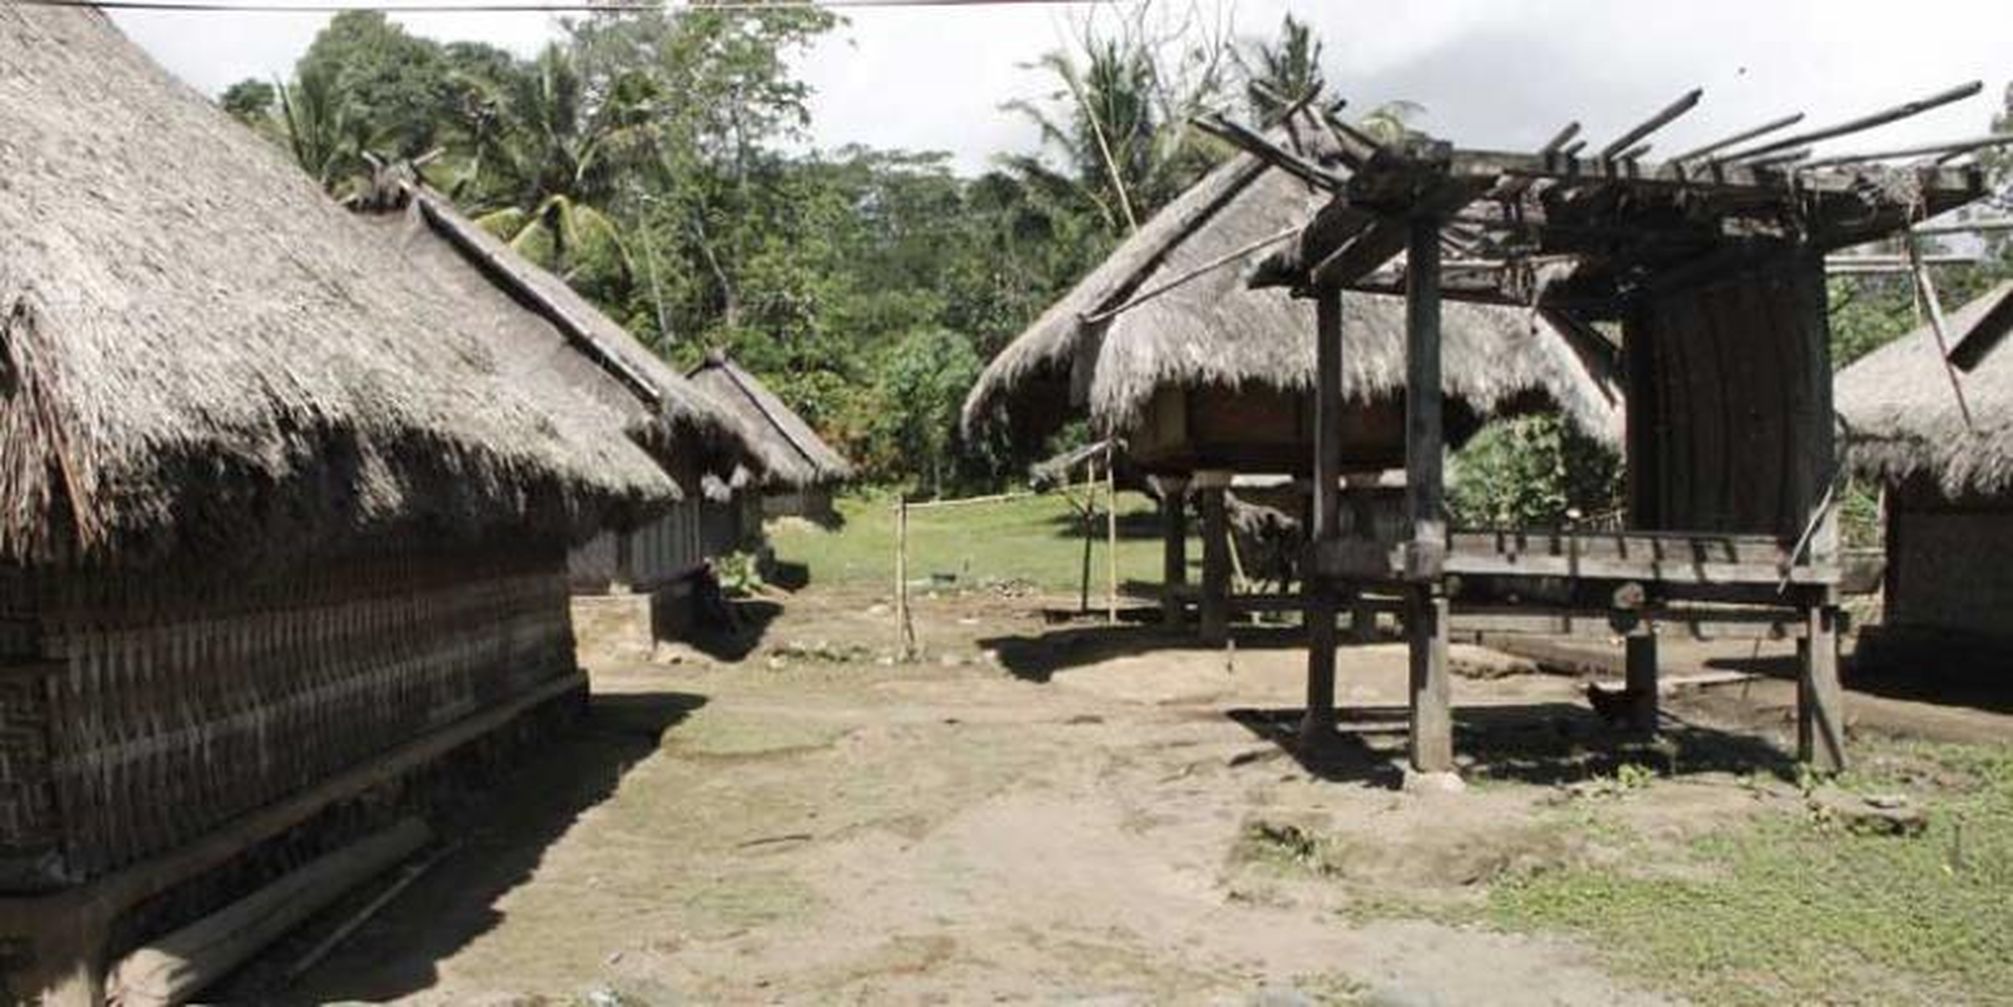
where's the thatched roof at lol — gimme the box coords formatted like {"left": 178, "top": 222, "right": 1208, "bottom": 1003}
{"left": 1837, "top": 280, "right": 2013, "bottom": 498}
{"left": 353, "top": 179, "right": 759, "bottom": 479}
{"left": 961, "top": 115, "right": 1623, "bottom": 451}
{"left": 685, "top": 352, "right": 853, "bottom": 488}
{"left": 0, "top": 4, "right": 676, "bottom": 566}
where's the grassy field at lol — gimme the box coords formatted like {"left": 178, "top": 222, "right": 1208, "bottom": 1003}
{"left": 770, "top": 490, "right": 1194, "bottom": 595}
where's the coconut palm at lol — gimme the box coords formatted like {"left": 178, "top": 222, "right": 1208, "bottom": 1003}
{"left": 1238, "top": 14, "right": 1324, "bottom": 127}
{"left": 456, "top": 44, "right": 655, "bottom": 282}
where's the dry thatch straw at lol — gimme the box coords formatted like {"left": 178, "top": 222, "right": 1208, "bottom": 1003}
{"left": 0, "top": 4, "right": 678, "bottom": 566}
{"left": 961, "top": 113, "right": 1624, "bottom": 452}
{"left": 685, "top": 351, "right": 853, "bottom": 489}
{"left": 1836, "top": 280, "right": 2013, "bottom": 498}
{"left": 352, "top": 175, "right": 761, "bottom": 482}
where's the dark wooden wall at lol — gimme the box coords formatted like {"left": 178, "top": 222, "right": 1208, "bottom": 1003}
{"left": 1624, "top": 252, "right": 1834, "bottom": 541}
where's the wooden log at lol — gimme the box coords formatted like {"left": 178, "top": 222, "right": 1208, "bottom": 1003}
{"left": 895, "top": 497, "right": 915, "bottom": 660}
{"left": 1798, "top": 133, "right": 2013, "bottom": 169}
{"left": 107, "top": 818, "right": 430, "bottom": 1007}
{"left": 1672, "top": 112, "right": 1806, "bottom": 163}
{"left": 1198, "top": 480, "right": 1231, "bottom": 646}
{"left": 1599, "top": 88, "right": 1703, "bottom": 160}
{"left": 1407, "top": 590, "right": 1453, "bottom": 773}
{"left": 1799, "top": 605, "right": 1847, "bottom": 772}
{"left": 1303, "top": 288, "right": 1346, "bottom": 741}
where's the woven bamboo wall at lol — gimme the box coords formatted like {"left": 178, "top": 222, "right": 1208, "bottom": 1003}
{"left": 0, "top": 544, "right": 576, "bottom": 892}
{"left": 1625, "top": 253, "right": 1834, "bottom": 541}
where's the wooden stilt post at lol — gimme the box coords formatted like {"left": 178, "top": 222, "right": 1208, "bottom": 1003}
{"left": 1302, "top": 286, "right": 1345, "bottom": 742}
{"left": 1106, "top": 445, "right": 1119, "bottom": 625}
{"left": 1625, "top": 636, "right": 1660, "bottom": 734}
{"left": 1196, "top": 470, "right": 1231, "bottom": 646}
{"left": 1800, "top": 602, "right": 1847, "bottom": 772}
{"left": 1156, "top": 476, "right": 1189, "bottom": 628}
{"left": 1404, "top": 214, "right": 1454, "bottom": 774}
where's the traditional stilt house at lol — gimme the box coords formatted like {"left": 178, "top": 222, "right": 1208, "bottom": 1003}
{"left": 962, "top": 113, "right": 1622, "bottom": 643}
{"left": 1213, "top": 85, "right": 1995, "bottom": 773}
{"left": 350, "top": 178, "right": 759, "bottom": 657}
{"left": 685, "top": 351, "right": 853, "bottom": 528}
{"left": 1838, "top": 280, "right": 2013, "bottom": 671}
{"left": 0, "top": 6, "right": 682, "bottom": 999}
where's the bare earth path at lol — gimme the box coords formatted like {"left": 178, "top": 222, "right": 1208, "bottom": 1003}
{"left": 258, "top": 585, "right": 1789, "bottom": 1005}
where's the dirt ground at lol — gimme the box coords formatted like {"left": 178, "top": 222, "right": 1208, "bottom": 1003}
{"left": 234, "top": 584, "right": 2005, "bottom": 1005}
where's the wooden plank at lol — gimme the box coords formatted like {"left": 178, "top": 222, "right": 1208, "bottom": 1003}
{"left": 1449, "top": 606, "right": 1809, "bottom": 640}
{"left": 1445, "top": 146, "right": 1982, "bottom": 201}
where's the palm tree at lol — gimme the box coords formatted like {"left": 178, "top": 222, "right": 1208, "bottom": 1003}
{"left": 275, "top": 65, "right": 378, "bottom": 197}
{"left": 1001, "top": 29, "right": 1223, "bottom": 236}
{"left": 456, "top": 44, "right": 654, "bottom": 283}
{"left": 1238, "top": 15, "right": 1324, "bottom": 127}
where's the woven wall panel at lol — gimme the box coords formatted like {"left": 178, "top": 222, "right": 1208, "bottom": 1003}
{"left": 0, "top": 545, "right": 575, "bottom": 890}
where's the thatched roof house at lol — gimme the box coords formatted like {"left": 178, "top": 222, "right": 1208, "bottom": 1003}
{"left": 960, "top": 119, "right": 1623, "bottom": 470}
{"left": 1838, "top": 280, "right": 2013, "bottom": 662}
{"left": 1837, "top": 280, "right": 2013, "bottom": 499}
{"left": 685, "top": 351, "right": 853, "bottom": 488}
{"left": 351, "top": 176, "right": 757, "bottom": 484}
{"left": 0, "top": 7, "right": 675, "bottom": 568}
{"left": 0, "top": 6, "right": 683, "bottom": 990}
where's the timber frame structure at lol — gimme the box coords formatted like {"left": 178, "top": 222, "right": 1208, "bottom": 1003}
{"left": 1209, "top": 85, "right": 2000, "bottom": 773}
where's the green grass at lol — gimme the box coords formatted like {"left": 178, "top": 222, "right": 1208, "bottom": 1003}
{"left": 1488, "top": 743, "right": 2013, "bottom": 1006}
{"left": 770, "top": 490, "right": 1191, "bottom": 593}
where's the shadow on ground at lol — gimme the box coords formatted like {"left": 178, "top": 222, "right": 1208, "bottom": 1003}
{"left": 255, "top": 690, "right": 707, "bottom": 1004}
{"left": 1227, "top": 702, "right": 1800, "bottom": 788}
{"left": 981, "top": 622, "right": 1308, "bottom": 683}
{"left": 679, "top": 599, "right": 784, "bottom": 662}
{"left": 1700, "top": 652, "right": 2013, "bottom": 717}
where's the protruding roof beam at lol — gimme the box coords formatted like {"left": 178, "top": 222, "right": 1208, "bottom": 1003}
{"left": 1598, "top": 88, "right": 1703, "bottom": 160}
{"left": 1721, "top": 81, "right": 1983, "bottom": 162}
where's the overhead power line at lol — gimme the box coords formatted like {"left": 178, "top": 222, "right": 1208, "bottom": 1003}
{"left": 15, "top": 0, "right": 1092, "bottom": 12}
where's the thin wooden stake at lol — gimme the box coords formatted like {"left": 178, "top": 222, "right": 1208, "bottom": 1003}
{"left": 1080, "top": 458, "right": 1096, "bottom": 615}
{"left": 1673, "top": 111, "right": 1805, "bottom": 163}
{"left": 895, "top": 496, "right": 915, "bottom": 661}
{"left": 1105, "top": 445, "right": 1119, "bottom": 625}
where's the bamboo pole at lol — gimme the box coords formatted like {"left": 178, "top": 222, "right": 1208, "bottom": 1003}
{"left": 894, "top": 496, "right": 914, "bottom": 661}
{"left": 1105, "top": 445, "right": 1119, "bottom": 625}
{"left": 1079, "top": 458, "right": 1095, "bottom": 615}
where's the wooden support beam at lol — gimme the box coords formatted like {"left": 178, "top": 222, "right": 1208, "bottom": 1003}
{"left": 1407, "top": 589, "right": 1454, "bottom": 773}
{"left": 1157, "top": 477, "right": 1189, "bottom": 629}
{"left": 1302, "top": 288, "right": 1346, "bottom": 742}
{"left": 1720, "top": 80, "right": 1983, "bottom": 162}
{"left": 1198, "top": 475, "right": 1231, "bottom": 646}
{"left": 1798, "top": 133, "right": 2013, "bottom": 169}
{"left": 1799, "top": 605, "right": 1847, "bottom": 772}
{"left": 1598, "top": 87, "right": 1703, "bottom": 161}
{"left": 1403, "top": 217, "right": 1447, "bottom": 580}
{"left": 1672, "top": 111, "right": 1806, "bottom": 163}
{"left": 1625, "top": 635, "right": 1659, "bottom": 734}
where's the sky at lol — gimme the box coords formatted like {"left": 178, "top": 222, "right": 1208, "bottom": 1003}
{"left": 112, "top": 0, "right": 2013, "bottom": 176}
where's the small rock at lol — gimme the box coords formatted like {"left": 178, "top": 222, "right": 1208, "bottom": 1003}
{"left": 1809, "top": 787, "right": 1927, "bottom": 836}
{"left": 875, "top": 656, "right": 895, "bottom": 667}
{"left": 1401, "top": 769, "right": 1467, "bottom": 795}
{"left": 1247, "top": 988, "right": 1316, "bottom": 1007}
{"left": 765, "top": 656, "right": 787, "bottom": 671}
{"left": 980, "top": 648, "right": 1002, "bottom": 665}
{"left": 867, "top": 603, "right": 890, "bottom": 616}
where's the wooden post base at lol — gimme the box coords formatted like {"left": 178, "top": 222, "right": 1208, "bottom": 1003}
{"left": 1799, "top": 605, "right": 1847, "bottom": 772}
{"left": 1301, "top": 592, "right": 1338, "bottom": 742}
{"left": 1624, "top": 635, "right": 1659, "bottom": 734}
{"left": 1198, "top": 482, "right": 1230, "bottom": 646}
{"left": 1407, "top": 588, "right": 1454, "bottom": 773}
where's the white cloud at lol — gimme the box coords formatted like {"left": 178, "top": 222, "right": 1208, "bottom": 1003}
{"left": 116, "top": 0, "right": 2013, "bottom": 173}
